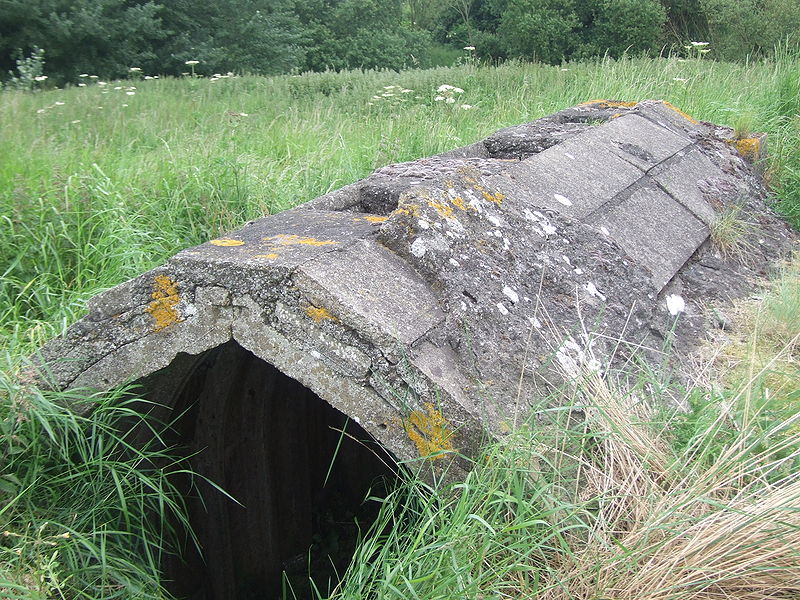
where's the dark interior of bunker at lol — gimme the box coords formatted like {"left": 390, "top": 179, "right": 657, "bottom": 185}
{"left": 136, "top": 340, "right": 398, "bottom": 600}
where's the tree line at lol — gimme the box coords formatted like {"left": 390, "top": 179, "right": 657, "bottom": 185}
{"left": 2, "top": 0, "right": 798, "bottom": 86}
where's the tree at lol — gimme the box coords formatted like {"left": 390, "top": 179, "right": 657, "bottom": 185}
{"left": 497, "top": 0, "right": 579, "bottom": 64}
{"left": 0, "top": 0, "right": 167, "bottom": 84}
{"left": 157, "top": 0, "right": 308, "bottom": 75}
{"left": 300, "top": 0, "right": 431, "bottom": 71}
{"left": 578, "top": 0, "right": 667, "bottom": 58}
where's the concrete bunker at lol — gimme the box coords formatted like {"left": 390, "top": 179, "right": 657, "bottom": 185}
{"left": 35, "top": 100, "right": 797, "bottom": 597}
{"left": 137, "top": 340, "right": 397, "bottom": 600}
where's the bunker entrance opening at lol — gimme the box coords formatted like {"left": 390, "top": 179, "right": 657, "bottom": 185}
{"left": 146, "top": 340, "right": 397, "bottom": 600}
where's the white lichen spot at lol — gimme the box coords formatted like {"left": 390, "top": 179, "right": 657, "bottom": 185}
{"left": 310, "top": 350, "right": 322, "bottom": 359}
{"left": 600, "top": 226, "right": 610, "bottom": 235}
{"left": 666, "top": 294, "right": 686, "bottom": 316}
{"left": 418, "top": 219, "right": 431, "bottom": 229}
{"left": 487, "top": 215, "right": 501, "bottom": 227}
{"left": 586, "top": 358, "right": 602, "bottom": 373}
{"left": 183, "top": 303, "right": 198, "bottom": 318}
{"left": 562, "top": 255, "right": 571, "bottom": 265}
{"left": 555, "top": 338, "right": 584, "bottom": 379}
{"left": 529, "top": 316, "right": 542, "bottom": 329}
{"left": 449, "top": 257, "right": 460, "bottom": 267}
{"left": 410, "top": 238, "right": 427, "bottom": 258}
{"left": 497, "top": 302, "right": 509, "bottom": 315}
{"left": 503, "top": 237, "right": 511, "bottom": 251}
{"left": 564, "top": 152, "right": 576, "bottom": 160}
{"left": 502, "top": 286, "right": 519, "bottom": 304}
{"left": 574, "top": 268, "right": 584, "bottom": 275}
{"left": 586, "top": 282, "right": 607, "bottom": 301}
{"left": 554, "top": 194, "right": 572, "bottom": 207}
{"left": 524, "top": 209, "right": 557, "bottom": 236}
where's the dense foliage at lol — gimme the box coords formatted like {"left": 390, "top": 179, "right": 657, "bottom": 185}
{"left": 1, "top": 0, "right": 799, "bottom": 85}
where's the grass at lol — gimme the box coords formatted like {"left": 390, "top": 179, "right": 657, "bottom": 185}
{"left": 1, "top": 48, "right": 799, "bottom": 599}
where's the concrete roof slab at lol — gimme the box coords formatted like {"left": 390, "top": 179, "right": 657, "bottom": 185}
{"left": 496, "top": 140, "right": 642, "bottom": 218}
{"left": 592, "top": 185, "right": 709, "bottom": 289}
{"left": 295, "top": 239, "right": 445, "bottom": 346}
{"left": 652, "top": 148, "right": 725, "bottom": 225}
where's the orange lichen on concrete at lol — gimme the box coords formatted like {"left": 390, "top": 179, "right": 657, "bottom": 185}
{"left": 360, "top": 215, "right": 388, "bottom": 224}
{"left": 581, "top": 99, "right": 638, "bottom": 108}
{"left": 145, "top": 275, "right": 182, "bottom": 332}
{"left": 451, "top": 195, "right": 470, "bottom": 211}
{"left": 427, "top": 199, "right": 455, "bottom": 218}
{"left": 404, "top": 402, "right": 455, "bottom": 460}
{"left": 210, "top": 238, "right": 245, "bottom": 247}
{"left": 254, "top": 253, "right": 280, "bottom": 260}
{"left": 263, "top": 234, "right": 337, "bottom": 247}
{"left": 660, "top": 100, "right": 699, "bottom": 124}
{"left": 305, "top": 305, "right": 338, "bottom": 324}
{"left": 394, "top": 203, "right": 420, "bottom": 218}
{"left": 732, "top": 137, "right": 761, "bottom": 162}
{"left": 481, "top": 190, "right": 505, "bottom": 205}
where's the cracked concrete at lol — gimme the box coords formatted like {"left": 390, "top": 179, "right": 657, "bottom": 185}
{"left": 34, "top": 100, "right": 797, "bottom": 476}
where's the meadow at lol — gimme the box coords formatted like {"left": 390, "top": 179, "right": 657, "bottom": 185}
{"left": 1, "top": 49, "right": 799, "bottom": 599}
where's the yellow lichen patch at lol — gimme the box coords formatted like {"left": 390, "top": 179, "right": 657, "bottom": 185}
{"left": 451, "top": 195, "right": 470, "bottom": 212}
{"left": 360, "top": 215, "right": 388, "bottom": 224}
{"left": 254, "top": 253, "right": 280, "bottom": 260}
{"left": 145, "top": 275, "right": 182, "bottom": 332}
{"left": 660, "top": 100, "right": 699, "bottom": 124}
{"left": 394, "top": 203, "right": 420, "bottom": 218}
{"left": 210, "top": 238, "right": 245, "bottom": 247}
{"left": 481, "top": 190, "right": 505, "bottom": 205}
{"left": 263, "top": 234, "right": 337, "bottom": 247}
{"left": 404, "top": 403, "right": 455, "bottom": 460}
{"left": 305, "top": 305, "right": 338, "bottom": 324}
{"left": 732, "top": 137, "right": 761, "bottom": 162}
{"left": 427, "top": 199, "right": 455, "bottom": 218}
{"left": 581, "top": 99, "right": 638, "bottom": 108}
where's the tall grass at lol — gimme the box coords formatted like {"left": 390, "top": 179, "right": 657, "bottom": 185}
{"left": 1, "top": 49, "right": 799, "bottom": 599}
{"left": 0, "top": 371, "right": 194, "bottom": 599}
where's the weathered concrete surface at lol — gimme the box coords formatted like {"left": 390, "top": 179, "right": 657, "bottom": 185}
{"left": 35, "top": 100, "right": 797, "bottom": 476}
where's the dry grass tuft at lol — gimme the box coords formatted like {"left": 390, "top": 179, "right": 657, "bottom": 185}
{"left": 538, "top": 366, "right": 800, "bottom": 600}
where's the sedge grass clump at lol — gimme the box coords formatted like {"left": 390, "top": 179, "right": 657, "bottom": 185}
{"left": 710, "top": 203, "right": 755, "bottom": 259}
{"left": 0, "top": 364, "right": 196, "bottom": 600}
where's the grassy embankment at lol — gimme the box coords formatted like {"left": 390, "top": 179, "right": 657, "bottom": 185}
{"left": 1, "top": 48, "right": 799, "bottom": 599}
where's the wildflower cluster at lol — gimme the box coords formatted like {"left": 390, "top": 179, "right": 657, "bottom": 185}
{"left": 368, "top": 85, "right": 416, "bottom": 108}
{"left": 684, "top": 41, "right": 710, "bottom": 59}
{"left": 434, "top": 84, "right": 473, "bottom": 110}
{"left": 35, "top": 101, "right": 66, "bottom": 115}
{"left": 210, "top": 72, "right": 237, "bottom": 82}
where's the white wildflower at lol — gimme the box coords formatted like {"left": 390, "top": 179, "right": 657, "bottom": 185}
{"left": 666, "top": 294, "right": 685, "bottom": 316}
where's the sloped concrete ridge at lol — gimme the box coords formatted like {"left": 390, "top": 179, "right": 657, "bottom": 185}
{"left": 35, "top": 100, "right": 797, "bottom": 475}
